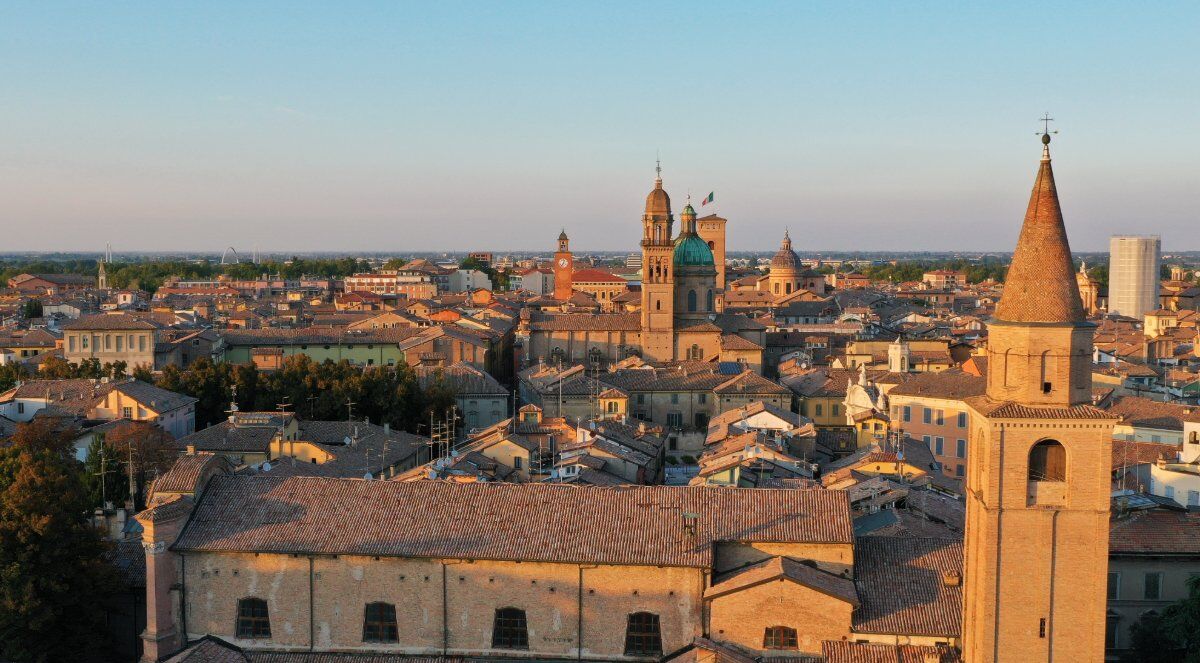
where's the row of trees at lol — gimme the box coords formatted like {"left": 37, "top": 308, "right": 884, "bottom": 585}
{"left": 152, "top": 355, "right": 459, "bottom": 434}
{"left": 859, "top": 258, "right": 1009, "bottom": 285}
{"left": 0, "top": 357, "right": 133, "bottom": 393}
{"left": 0, "top": 256, "right": 371, "bottom": 294}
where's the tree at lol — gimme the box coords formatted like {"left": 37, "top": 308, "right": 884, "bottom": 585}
{"left": 0, "top": 419, "right": 119, "bottom": 662}
{"left": 81, "top": 437, "right": 127, "bottom": 510}
{"left": 20, "top": 299, "right": 42, "bottom": 320}
{"left": 103, "top": 422, "right": 176, "bottom": 511}
{"left": 1122, "top": 575, "right": 1200, "bottom": 662}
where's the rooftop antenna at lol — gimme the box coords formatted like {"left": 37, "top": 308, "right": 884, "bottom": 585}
{"left": 344, "top": 398, "right": 356, "bottom": 445}
{"left": 93, "top": 443, "right": 115, "bottom": 509}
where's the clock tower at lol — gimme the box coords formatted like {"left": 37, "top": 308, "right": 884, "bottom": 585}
{"left": 553, "top": 229, "right": 573, "bottom": 301}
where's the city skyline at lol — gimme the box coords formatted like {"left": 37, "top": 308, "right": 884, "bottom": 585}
{"left": 3, "top": 2, "right": 1198, "bottom": 253}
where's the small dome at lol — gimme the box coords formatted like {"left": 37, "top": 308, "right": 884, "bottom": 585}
{"left": 673, "top": 233, "right": 715, "bottom": 268}
{"left": 682, "top": 202, "right": 696, "bottom": 216}
{"left": 558, "top": 229, "right": 568, "bottom": 241}
{"left": 770, "top": 232, "right": 800, "bottom": 272}
{"left": 645, "top": 180, "right": 671, "bottom": 216}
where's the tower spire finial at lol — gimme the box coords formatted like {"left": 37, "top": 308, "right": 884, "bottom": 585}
{"left": 1037, "top": 112, "right": 1058, "bottom": 161}
{"left": 655, "top": 151, "right": 662, "bottom": 182}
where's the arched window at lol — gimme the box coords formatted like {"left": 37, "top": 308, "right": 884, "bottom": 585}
{"left": 706, "top": 289, "right": 714, "bottom": 311}
{"left": 1029, "top": 440, "right": 1066, "bottom": 482}
{"left": 624, "top": 612, "right": 663, "bottom": 656}
{"left": 774, "top": 283, "right": 780, "bottom": 294}
{"left": 236, "top": 598, "right": 271, "bottom": 639}
{"left": 786, "top": 283, "right": 793, "bottom": 294}
{"left": 763, "top": 625, "right": 798, "bottom": 649}
{"left": 688, "top": 290, "right": 697, "bottom": 312}
{"left": 707, "top": 240, "right": 715, "bottom": 250}
{"left": 492, "top": 607, "right": 528, "bottom": 649}
{"left": 363, "top": 602, "right": 398, "bottom": 642}
{"left": 606, "top": 400, "right": 618, "bottom": 413}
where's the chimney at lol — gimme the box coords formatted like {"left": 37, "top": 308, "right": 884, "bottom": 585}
{"left": 383, "top": 422, "right": 390, "bottom": 436}
{"left": 923, "top": 651, "right": 943, "bottom": 663}
{"left": 942, "top": 570, "right": 962, "bottom": 587}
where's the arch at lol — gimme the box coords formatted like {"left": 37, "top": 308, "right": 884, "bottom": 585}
{"left": 707, "top": 240, "right": 715, "bottom": 250}
{"left": 1029, "top": 439, "right": 1066, "bottom": 482}
{"left": 236, "top": 597, "right": 271, "bottom": 639}
{"left": 706, "top": 289, "right": 714, "bottom": 311}
{"left": 624, "top": 612, "right": 663, "bottom": 656}
{"left": 492, "top": 607, "right": 529, "bottom": 649}
{"left": 687, "top": 289, "right": 697, "bottom": 312}
{"left": 786, "top": 282, "right": 793, "bottom": 294}
{"left": 773, "top": 282, "right": 780, "bottom": 294}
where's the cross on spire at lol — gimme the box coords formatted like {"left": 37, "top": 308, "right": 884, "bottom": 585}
{"left": 655, "top": 151, "right": 662, "bottom": 181}
{"left": 1038, "top": 112, "right": 1056, "bottom": 136}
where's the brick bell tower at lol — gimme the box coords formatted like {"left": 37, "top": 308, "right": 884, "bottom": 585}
{"left": 962, "top": 127, "right": 1115, "bottom": 663}
{"left": 640, "top": 160, "right": 675, "bottom": 361}
{"left": 553, "top": 229, "right": 573, "bottom": 301}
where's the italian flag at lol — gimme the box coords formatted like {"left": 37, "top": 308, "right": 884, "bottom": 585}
{"left": 701, "top": 192, "right": 714, "bottom": 206}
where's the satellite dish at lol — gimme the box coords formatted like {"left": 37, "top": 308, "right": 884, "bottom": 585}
{"left": 261, "top": 462, "right": 272, "bottom": 472}
{"left": 343, "top": 436, "right": 352, "bottom": 445}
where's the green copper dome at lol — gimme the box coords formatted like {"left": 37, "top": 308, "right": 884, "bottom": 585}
{"left": 673, "top": 232, "right": 715, "bottom": 267}
{"left": 682, "top": 203, "right": 696, "bottom": 216}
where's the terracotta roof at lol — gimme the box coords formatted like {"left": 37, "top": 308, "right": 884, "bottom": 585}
{"left": 967, "top": 397, "right": 1114, "bottom": 421}
{"left": 886, "top": 369, "right": 986, "bottom": 400}
{"left": 1106, "top": 395, "right": 1197, "bottom": 431}
{"left": 853, "top": 536, "right": 962, "bottom": 637}
{"left": 528, "top": 312, "right": 641, "bottom": 332}
{"left": 992, "top": 144, "right": 1086, "bottom": 324}
{"left": 821, "top": 641, "right": 961, "bottom": 663}
{"left": 706, "top": 555, "right": 858, "bottom": 605}
{"left": 152, "top": 453, "right": 227, "bottom": 495}
{"left": 1110, "top": 509, "right": 1200, "bottom": 555}
{"left": 61, "top": 312, "right": 160, "bottom": 330}
{"left": 173, "top": 477, "right": 853, "bottom": 568}
{"left": 1111, "top": 439, "right": 1179, "bottom": 471}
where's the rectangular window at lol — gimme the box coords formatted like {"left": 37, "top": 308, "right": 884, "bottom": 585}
{"left": 670, "top": 393, "right": 679, "bottom": 404}
{"left": 923, "top": 408, "right": 932, "bottom": 424}
{"left": 955, "top": 464, "right": 964, "bottom": 477}
{"left": 832, "top": 404, "right": 840, "bottom": 416}
{"left": 139, "top": 335, "right": 146, "bottom": 352}
{"left": 815, "top": 404, "right": 823, "bottom": 416}
{"left": 935, "top": 437, "right": 944, "bottom": 455}
{"left": 1145, "top": 572, "right": 1162, "bottom": 600}
{"left": 957, "top": 439, "right": 966, "bottom": 458}
{"left": 1107, "top": 572, "right": 1121, "bottom": 600}
{"left": 122, "top": 407, "right": 132, "bottom": 419}
{"left": 82, "top": 335, "right": 89, "bottom": 349}
{"left": 957, "top": 412, "right": 967, "bottom": 428}
{"left": 1190, "top": 491, "right": 1200, "bottom": 507}
{"left": 903, "top": 406, "right": 911, "bottom": 422}
{"left": 116, "top": 335, "right": 124, "bottom": 352}
{"left": 667, "top": 412, "right": 683, "bottom": 428}
{"left": 936, "top": 410, "right": 945, "bottom": 425}
{"left": 68, "top": 335, "right": 76, "bottom": 352}
{"left": 1166, "top": 486, "right": 1176, "bottom": 501}
{"left": 104, "top": 334, "right": 111, "bottom": 350}
{"left": 698, "top": 393, "right": 707, "bottom": 404}
{"left": 513, "top": 457, "right": 523, "bottom": 470}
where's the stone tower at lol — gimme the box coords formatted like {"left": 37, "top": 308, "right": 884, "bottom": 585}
{"left": 97, "top": 259, "right": 108, "bottom": 290}
{"left": 640, "top": 164, "right": 675, "bottom": 361}
{"left": 696, "top": 214, "right": 727, "bottom": 289}
{"left": 962, "top": 132, "right": 1114, "bottom": 663}
{"left": 553, "top": 229, "right": 573, "bottom": 301}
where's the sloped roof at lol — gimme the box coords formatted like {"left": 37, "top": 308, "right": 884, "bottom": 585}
{"left": 852, "top": 536, "right": 962, "bottom": 637}
{"left": 706, "top": 555, "right": 858, "bottom": 605}
{"left": 992, "top": 142, "right": 1086, "bottom": 324}
{"left": 1110, "top": 509, "right": 1200, "bottom": 555}
{"left": 173, "top": 477, "right": 853, "bottom": 568}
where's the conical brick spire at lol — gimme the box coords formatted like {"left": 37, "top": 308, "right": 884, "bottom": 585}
{"left": 993, "top": 133, "right": 1086, "bottom": 324}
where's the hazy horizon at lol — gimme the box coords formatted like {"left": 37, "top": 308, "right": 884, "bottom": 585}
{"left": 3, "top": 2, "right": 1197, "bottom": 253}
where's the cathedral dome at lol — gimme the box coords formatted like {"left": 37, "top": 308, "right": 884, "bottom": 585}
{"left": 770, "top": 231, "right": 800, "bottom": 272}
{"left": 673, "top": 233, "right": 715, "bottom": 268}
{"left": 645, "top": 180, "right": 671, "bottom": 216}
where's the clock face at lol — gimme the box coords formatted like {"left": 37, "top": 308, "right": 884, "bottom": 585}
{"left": 558, "top": 258, "right": 568, "bottom": 268}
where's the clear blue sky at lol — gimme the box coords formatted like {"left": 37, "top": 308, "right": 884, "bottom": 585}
{"left": 2, "top": 2, "right": 1197, "bottom": 253}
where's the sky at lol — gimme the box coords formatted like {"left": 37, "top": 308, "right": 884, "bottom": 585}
{"left": 2, "top": 2, "right": 1197, "bottom": 254}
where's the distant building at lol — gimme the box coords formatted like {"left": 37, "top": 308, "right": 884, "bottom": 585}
{"left": 61, "top": 312, "right": 160, "bottom": 369}
{"left": 6, "top": 272, "right": 94, "bottom": 294}
{"left": 1108, "top": 235, "right": 1161, "bottom": 319}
